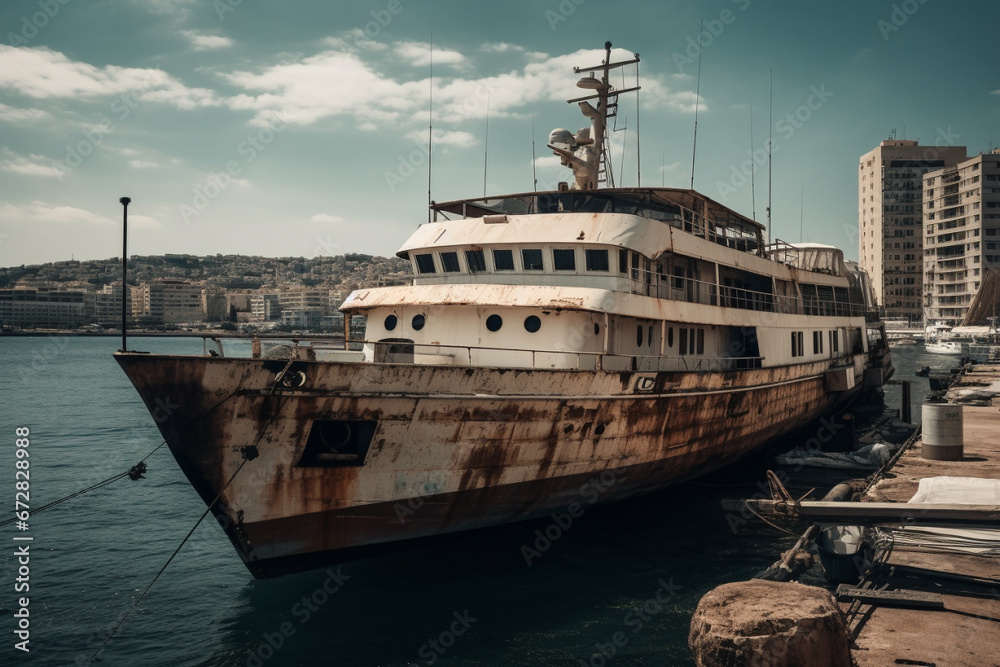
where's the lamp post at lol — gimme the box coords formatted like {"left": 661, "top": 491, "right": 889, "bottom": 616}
{"left": 119, "top": 196, "right": 131, "bottom": 352}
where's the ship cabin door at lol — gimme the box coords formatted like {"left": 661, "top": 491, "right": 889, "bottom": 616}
{"left": 728, "top": 326, "right": 761, "bottom": 369}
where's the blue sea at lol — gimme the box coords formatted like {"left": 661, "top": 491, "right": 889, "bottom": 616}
{"left": 0, "top": 336, "right": 934, "bottom": 666}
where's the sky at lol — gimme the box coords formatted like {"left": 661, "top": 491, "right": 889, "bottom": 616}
{"left": 0, "top": 0, "right": 998, "bottom": 267}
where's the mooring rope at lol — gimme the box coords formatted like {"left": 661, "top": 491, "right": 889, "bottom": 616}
{"left": 0, "top": 389, "right": 241, "bottom": 528}
{"left": 91, "top": 444, "right": 259, "bottom": 661}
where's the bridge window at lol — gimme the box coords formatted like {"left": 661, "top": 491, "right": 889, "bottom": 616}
{"left": 441, "top": 252, "right": 460, "bottom": 272}
{"left": 465, "top": 249, "right": 486, "bottom": 273}
{"left": 415, "top": 254, "right": 436, "bottom": 274}
{"left": 522, "top": 248, "right": 544, "bottom": 271}
{"left": 493, "top": 249, "right": 514, "bottom": 271}
{"left": 553, "top": 249, "right": 576, "bottom": 271}
{"left": 586, "top": 249, "right": 609, "bottom": 271}
{"left": 619, "top": 249, "right": 628, "bottom": 274}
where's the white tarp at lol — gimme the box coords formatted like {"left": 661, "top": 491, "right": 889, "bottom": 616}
{"left": 887, "top": 476, "right": 1000, "bottom": 555}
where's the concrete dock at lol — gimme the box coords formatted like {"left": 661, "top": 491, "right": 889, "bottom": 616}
{"left": 689, "top": 362, "right": 1000, "bottom": 666}
{"left": 847, "top": 361, "right": 1000, "bottom": 667}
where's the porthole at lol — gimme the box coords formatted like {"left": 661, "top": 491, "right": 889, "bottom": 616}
{"left": 412, "top": 314, "right": 425, "bottom": 330}
{"left": 384, "top": 314, "right": 397, "bottom": 331}
{"left": 486, "top": 314, "right": 503, "bottom": 332}
{"left": 524, "top": 315, "right": 541, "bottom": 333}
{"left": 594, "top": 323, "right": 600, "bottom": 335}
{"left": 636, "top": 325, "right": 643, "bottom": 347}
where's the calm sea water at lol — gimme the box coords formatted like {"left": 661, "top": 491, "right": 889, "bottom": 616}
{"left": 0, "top": 337, "right": 936, "bottom": 666}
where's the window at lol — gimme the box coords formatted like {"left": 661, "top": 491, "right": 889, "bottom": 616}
{"left": 585, "top": 249, "right": 609, "bottom": 271}
{"left": 679, "top": 328, "right": 688, "bottom": 355}
{"left": 412, "top": 314, "right": 425, "bottom": 330}
{"left": 791, "top": 331, "right": 804, "bottom": 357}
{"left": 813, "top": 331, "right": 823, "bottom": 354}
{"left": 522, "top": 248, "right": 543, "bottom": 271}
{"left": 441, "top": 252, "right": 460, "bottom": 272}
{"left": 830, "top": 330, "right": 839, "bottom": 354}
{"left": 493, "top": 249, "right": 514, "bottom": 271}
{"left": 524, "top": 315, "right": 541, "bottom": 333}
{"left": 672, "top": 266, "right": 685, "bottom": 290}
{"left": 384, "top": 315, "right": 397, "bottom": 331}
{"left": 667, "top": 327, "right": 674, "bottom": 348}
{"left": 648, "top": 325, "right": 654, "bottom": 347}
{"left": 619, "top": 248, "right": 628, "bottom": 274}
{"left": 415, "top": 254, "right": 436, "bottom": 274}
{"left": 553, "top": 249, "right": 576, "bottom": 271}
{"left": 636, "top": 324, "right": 643, "bottom": 347}
{"left": 486, "top": 314, "right": 503, "bottom": 332}
{"left": 631, "top": 252, "right": 640, "bottom": 280}
{"left": 465, "top": 249, "right": 486, "bottom": 273}
{"left": 696, "top": 328, "right": 704, "bottom": 355}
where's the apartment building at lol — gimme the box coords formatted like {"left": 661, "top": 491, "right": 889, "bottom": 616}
{"left": 859, "top": 139, "right": 967, "bottom": 320}
{"left": 923, "top": 148, "right": 1000, "bottom": 326}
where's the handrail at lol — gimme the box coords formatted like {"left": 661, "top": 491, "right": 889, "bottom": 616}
{"left": 197, "top": 334, "right": 773, "bottom": 372}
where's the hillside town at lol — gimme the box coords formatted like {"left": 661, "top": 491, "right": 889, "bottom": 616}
{"left": 0, "top": 253, "right": 410, "bottom": 332}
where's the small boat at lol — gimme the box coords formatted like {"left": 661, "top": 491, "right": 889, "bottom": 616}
{"left": 925, "top": 340, "right": 963, "bottom": 355}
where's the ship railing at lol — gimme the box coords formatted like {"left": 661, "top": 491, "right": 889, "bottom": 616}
{"left": 200, "top": 335, "right": 765, "bottom": 372}
{"left": 625, "top": 270, "right": 866, "bottom": 317}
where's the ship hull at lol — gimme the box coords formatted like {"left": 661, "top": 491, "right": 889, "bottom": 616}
{"left": 115, "top": 353, "right": 865, "bottom": 578}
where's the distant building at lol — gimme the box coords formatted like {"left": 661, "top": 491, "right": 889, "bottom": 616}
{"left": 0, "top": 287, "right": 86, "bottom": 328}
{"left": 859, "top": 139, "right": 967, "bottom": 321}
{"left": 201, "top": 288, "right": 228, "bottom": 322}
{"left": 250, "top": 294, "right": 281, "bottom": 321}
{"left": 85, "top": 282, "right": 131, "bottom": 327}
{"left": 279, "top": 289, "right": 331, "bottom": 315}
{"left": 131, "top": 280, "right": 203, "bottom": 324}
{"left": 922, "top": 148, "right": 1000, "bottom": 326}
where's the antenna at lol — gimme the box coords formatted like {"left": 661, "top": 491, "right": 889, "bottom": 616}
{"left": 690, "top": 18, "right": 704, "bottom": 190}
{"left": 766, "top": 69, "right": 772, "bottom": 246}
{"left": 635, "top": 58, "right": 641, "bottom": 187}
{"left": 616, "top": 115, "right": 628, "bottom": 184}
{"left": 799, "top": 181, "right": 804, "bottom": 243}
{"left": 427, "top": 33, "right": 433, "bottom": 223}
{"left": 483, "top": 92, "right": 489, "bottom": 197}
{"left": 749, "top": 104, "right": 756, "bottom": 220}
{"left": 531, "top": 114, "right": 537, "bottom": 192}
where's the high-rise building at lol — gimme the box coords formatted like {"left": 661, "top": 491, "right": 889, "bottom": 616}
{"left": 858, "top": 139, "right": 967, "bottom": 321}
{"left": 922, "top": 149, "right": 1000, "bottom": 326}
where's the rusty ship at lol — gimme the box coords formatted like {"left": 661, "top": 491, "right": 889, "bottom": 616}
{"left": 116, "top": 43, "right": 893, "bottom": 577}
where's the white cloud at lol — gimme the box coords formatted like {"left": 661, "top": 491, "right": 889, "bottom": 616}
{"left": 181, "top": 30, "right": 234, "bottom": 51}
{"left": 128, "top": 159, "right": 159, "bottom": 169}
{"left": 395, "top": 41, "right": 466, "bottom": 68}
{"left": 1, "top": 150, "right": 66, "bottom": 178}
{"left": 0, "top": 102, "right": 51, "bottom": 123}
{"left": 480, "top": 43, "right": 523, "bottom": 54}
{"left": 0, "top": 201, "right": 113, "bottom": 225}
{"left": 221, "top": 43, "right": 701, "bottom": 129}
{"left": 992, "top": 89, "right": 1000, "bottom": 96}
{"left": 532, "top": 155, "right": 562, "bottom": 169}
{"left": 129, "top": 215, "right": 162, "bottom": 229}
{"left": 405, "top": 128, "right": 477, "bottom": 148}
{"left": 0, "top": 46, "right": 219, "bottom": 110}
{"left": 309, "top": 213, "right": 343, "bottom": 224}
